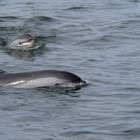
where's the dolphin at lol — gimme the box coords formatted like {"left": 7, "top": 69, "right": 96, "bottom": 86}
{"left": 0, "top": 69, "right": 85, "bottom": 89}
{"left": 6, "top": 34, "right": 34, "bottom": 50}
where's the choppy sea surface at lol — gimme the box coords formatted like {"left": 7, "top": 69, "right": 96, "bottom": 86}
{"left": 0, "top": 0, "right": 140, "bottom": 139}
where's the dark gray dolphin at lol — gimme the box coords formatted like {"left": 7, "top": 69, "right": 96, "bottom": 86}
{"left": 0, "top": 69, "right": 85, "bottom": 89}
{"left": 7, "top": 34, "right": 34, "bottom": 50}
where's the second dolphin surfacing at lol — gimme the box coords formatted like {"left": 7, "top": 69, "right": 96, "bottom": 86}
{"left": 6, "top": 34, "right": 34, "bottom": 50}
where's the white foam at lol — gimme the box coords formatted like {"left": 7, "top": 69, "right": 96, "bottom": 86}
{"left": 59, "top": 80, "right": 88, "bottom": 89}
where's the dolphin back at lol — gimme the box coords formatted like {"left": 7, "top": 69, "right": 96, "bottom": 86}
{"left": 0, "top": 70, "right": 84, "bottom": 88}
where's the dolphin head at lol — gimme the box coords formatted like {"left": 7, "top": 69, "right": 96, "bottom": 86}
{"left": 7, "top": 34, "right": 34, "bottom": 49}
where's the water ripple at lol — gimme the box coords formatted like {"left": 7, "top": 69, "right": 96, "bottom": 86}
{"left": 64, "top": 6, "right": 87, "bottom": 11}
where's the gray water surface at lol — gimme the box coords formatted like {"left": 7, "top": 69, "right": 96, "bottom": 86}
{"left": 0, "top": 0, "right": 140, "bottom": 140}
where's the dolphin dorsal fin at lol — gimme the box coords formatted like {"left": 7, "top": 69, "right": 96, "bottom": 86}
{"left": 0, "top": 69, "right": 5, "bottom": 74}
